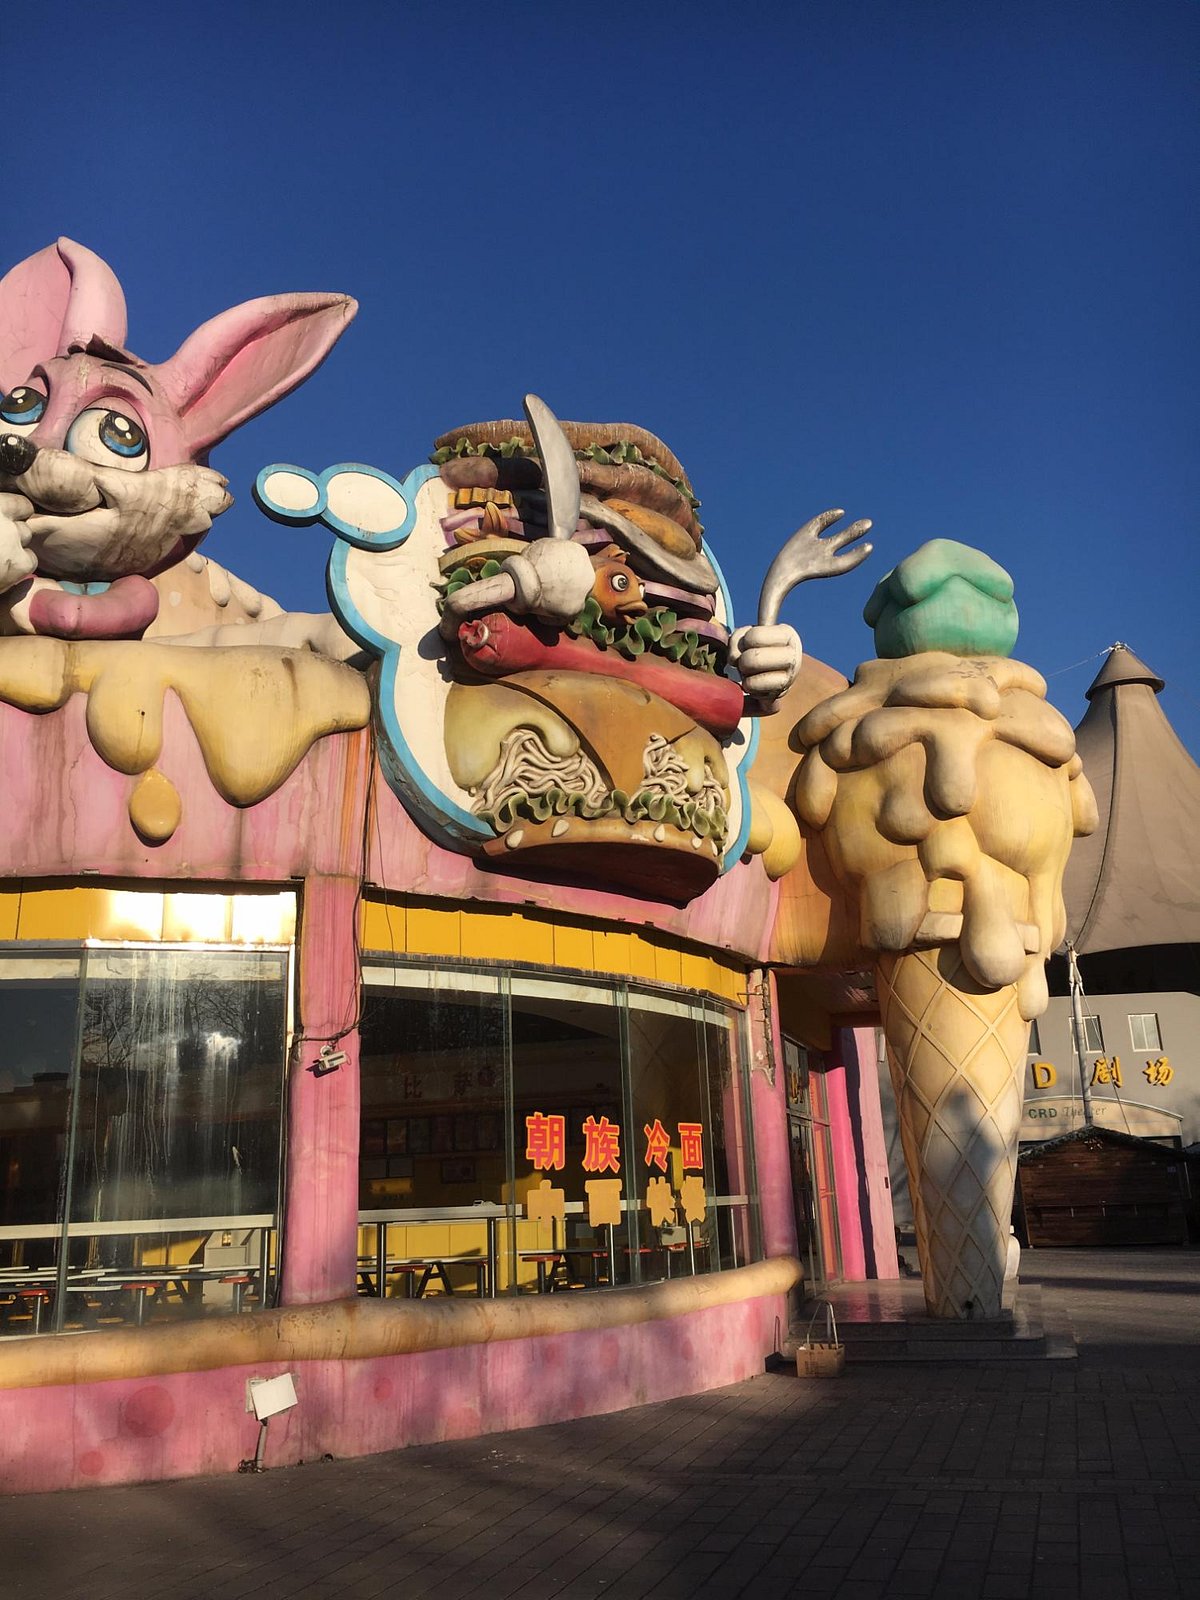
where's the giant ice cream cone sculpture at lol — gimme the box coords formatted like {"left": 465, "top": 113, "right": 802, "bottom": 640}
{"left": 794, "top": 541, "right": 1096, "bottom": 1319}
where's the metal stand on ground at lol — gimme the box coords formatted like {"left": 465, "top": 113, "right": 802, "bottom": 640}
{"left": 239, "top": 1419, "right": 269, "bottom": 1474}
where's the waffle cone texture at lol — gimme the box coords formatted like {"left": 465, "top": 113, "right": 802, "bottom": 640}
{"left": 877, "top": 947, "right": 1028, "bottom": 1319}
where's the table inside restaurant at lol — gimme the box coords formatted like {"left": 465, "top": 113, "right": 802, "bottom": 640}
{"left": 356, "top": 1197, "right": 747, "bottom": 1297}
{"left": 358, "top": 1205, "right": 507, "bottom": 1300}
{"left": 0, "top": 1216, "right": 276, "bottom": 1335}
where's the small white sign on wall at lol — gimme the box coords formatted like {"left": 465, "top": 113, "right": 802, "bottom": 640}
{"left": 246, "top": 1373, "right": 298, "bottom": 1421}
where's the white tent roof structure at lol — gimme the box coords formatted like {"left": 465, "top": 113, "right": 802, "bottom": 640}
{"left": 1062, "top": 644, "right": 1200, "bottom": 954}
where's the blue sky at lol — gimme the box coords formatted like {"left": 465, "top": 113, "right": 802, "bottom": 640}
{"left": 12, "top": 1, "right": 1199, "bottom": 751}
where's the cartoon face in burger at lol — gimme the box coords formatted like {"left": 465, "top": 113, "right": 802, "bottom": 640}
{"left": 309, "top": 396, "right": 865, "bottom": 901}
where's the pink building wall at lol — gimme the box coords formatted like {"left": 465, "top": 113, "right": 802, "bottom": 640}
{"left": 0, "top": 697, "right": 372, "bottom": 884}
{"left": 364, "top": 776, "right": 782, "bottom": 966}
{"left": 0, "top": 692, "right": 855, "bottom": 1494}
{"left": 0, "top": 1281, "right": 794, "bottom": 1494}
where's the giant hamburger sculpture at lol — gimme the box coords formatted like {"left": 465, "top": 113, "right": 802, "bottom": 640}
{"left": 434, "top": 404, "right": 745, "bottom": 895}
{"left": 298, "top": 395, "right": 871, "bottom": 899}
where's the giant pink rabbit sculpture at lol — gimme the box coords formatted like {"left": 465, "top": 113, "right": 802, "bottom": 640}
{"left": 0, "top": 238, "right": 355, "bottom": 641}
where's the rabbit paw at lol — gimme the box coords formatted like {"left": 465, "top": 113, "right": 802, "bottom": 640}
{"left": 0, "top": 492, "right": 37, "bottom": 593}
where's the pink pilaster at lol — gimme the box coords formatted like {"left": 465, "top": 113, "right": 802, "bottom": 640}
{"left": 748, "top": 970, "right": 798, "bottom": 1260}
{"left": 833, "top": 1026, "right": 901, "bottom": 1280}
{"left": 281, "top": 873, "right": 362, "bottom": 1304}
{"left": 823, "top": 1064, "right": 867, "bottom": 1280}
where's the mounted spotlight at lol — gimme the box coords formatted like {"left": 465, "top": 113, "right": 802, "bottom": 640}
{"left": 310, "top": 1045, "right": 348, "bottom": 1077}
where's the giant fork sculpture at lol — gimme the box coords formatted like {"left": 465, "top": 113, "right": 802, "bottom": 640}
{"left": 730, "top": 507, "right": 873, "bottom": 712}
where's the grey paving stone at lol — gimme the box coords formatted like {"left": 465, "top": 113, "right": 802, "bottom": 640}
{"left": 1, "top": 1249, "right": 1198, "bottom": 1600}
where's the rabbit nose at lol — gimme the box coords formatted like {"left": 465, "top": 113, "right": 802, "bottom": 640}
{"left": 0, "top": 433, "right": 37, "bottom": 476}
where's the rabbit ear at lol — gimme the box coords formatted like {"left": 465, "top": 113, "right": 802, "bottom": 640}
{"left": 156, "top": 292, "right": 357, "bottom": 456}
{"left": 0, "top": 237, "right": 128, "bottom": 392}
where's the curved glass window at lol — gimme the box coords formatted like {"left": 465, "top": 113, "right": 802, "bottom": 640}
{"left": 0, "top": 947, "right": 288, "bottom": 1337}
{"left": 358, "top": 963, "right": 757, "bottom": 1298}
{"left": 0, "top": 957, "right": 81, "bottom": 1278}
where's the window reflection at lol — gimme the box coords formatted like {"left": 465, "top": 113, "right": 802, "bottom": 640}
{"left": 359, "top": 975, "right": 505, "bottom": 1210}
{"left": 0, "top": 947, "right": 287, "bottom": 1338}
{"left": 71, "top": 950, "right": 286, "bottom": 1226}
{"left": 784, "top": 1040, "right": 841, "bottom": 1287}
{"left": 625, "top": 997, "right": 707, "bottom": 1280}
{"left": 701, "top": 1017, "right": 757, "bottom": 1269}
{"left": 357, "top": 964, "right": 758, "bottom": 1300}
{"left": 358, "top": 971, "right": 506, "bottom": 1296}
{"left": 511, "top": 980, "right": 627, "bottom": 1290}
{"left": 0, "top": 958, "right": 81, "bottom": 1271}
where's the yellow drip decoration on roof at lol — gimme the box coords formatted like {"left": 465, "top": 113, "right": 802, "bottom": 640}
{"left": 0, "top": 638, "right": 370, "bottom": 843}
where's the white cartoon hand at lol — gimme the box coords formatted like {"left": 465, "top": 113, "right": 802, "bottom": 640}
{"left": 0, "top": 493, "right": 37, "bottom": 593}
{"left": 504, "top": 538, "right": 595, "bottom": 623}
{"left": 728, "top": 622, "right": 802, "bottom": 706}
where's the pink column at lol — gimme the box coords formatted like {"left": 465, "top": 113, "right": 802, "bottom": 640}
{"left": 748, "top": 971, "right": 798, "bottom": 1260}
{"left": 823, "top": 1064, "right": 867, "bottom": 1280}
{"left": 281, "top": 873, "right": 362, "bottom": 1304}
{"left": 833, "top": 1026, "right": 901, "bottom": 1280}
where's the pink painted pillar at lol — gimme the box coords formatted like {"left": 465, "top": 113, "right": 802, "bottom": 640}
{"left": 281, "top": 873, "right": 362, "bottom": 1304}
{"left": 823, "top": 1063, "right": 867, "bottom": 1280}
{"left": 833, "top": 1026, "right": 901, "bottom": 1280}
{"left": 747, "top": 971, "right": 798, "bottom": 1260}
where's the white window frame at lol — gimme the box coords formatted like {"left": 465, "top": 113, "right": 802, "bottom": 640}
{"left": 1128, "top": 1012, "right": 1162, "bottom": 1052}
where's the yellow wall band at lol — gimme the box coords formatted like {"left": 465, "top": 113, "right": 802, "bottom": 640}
{"left": 0, "top": 887, "right": 746, "bottom": 1005}
{"left": 362, "top": 898, "right": 746, "bottom": 1004}
{"left": 0, "top": 886, "right": 296, "bottom": 945}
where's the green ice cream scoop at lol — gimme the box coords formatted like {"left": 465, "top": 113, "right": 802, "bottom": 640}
{"left": 863, "top": 539, "right": 1019, "bottom": 659}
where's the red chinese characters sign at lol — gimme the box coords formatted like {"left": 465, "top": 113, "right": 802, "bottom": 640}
{"left": 643, "top": 1119, "right": 670, "bottom": 1172}
{"left": 582, "top": 1115, "right": 621, "bottom": 1173}
{"left": 522, "top": 1111, "right": 705, "bottom": 1221}
{"left": 641, "top": 1120, "right": 705, "bottom": 1172}
{"left": 524, "top": 1112, "right": 566, "bottom": 1171}
{"left": 678, "top": 1122, "right": 704, "bottom": 1171}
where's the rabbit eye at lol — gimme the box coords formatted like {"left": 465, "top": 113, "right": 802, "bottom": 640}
{"left": 66, "top": 407, "right": 149, "bottom": 471}
{"left": 0, "top": 387, "right": 47, "bottom": 433}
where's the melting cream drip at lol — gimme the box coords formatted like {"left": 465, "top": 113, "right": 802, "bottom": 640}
{"left": 0, "top": 638, "right": 370, "bottom": 843}
{"left": 793, "top": 653, "right": 1097, "bottom": 1018}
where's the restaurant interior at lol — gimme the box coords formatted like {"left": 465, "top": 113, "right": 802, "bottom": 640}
{"left": 1, "top": 950, "right": 759, "bottom": 1333}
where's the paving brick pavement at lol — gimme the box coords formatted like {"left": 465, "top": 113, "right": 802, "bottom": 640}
{"left": 2, "top": 1249, "right": 1197, "bottom": 1600}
